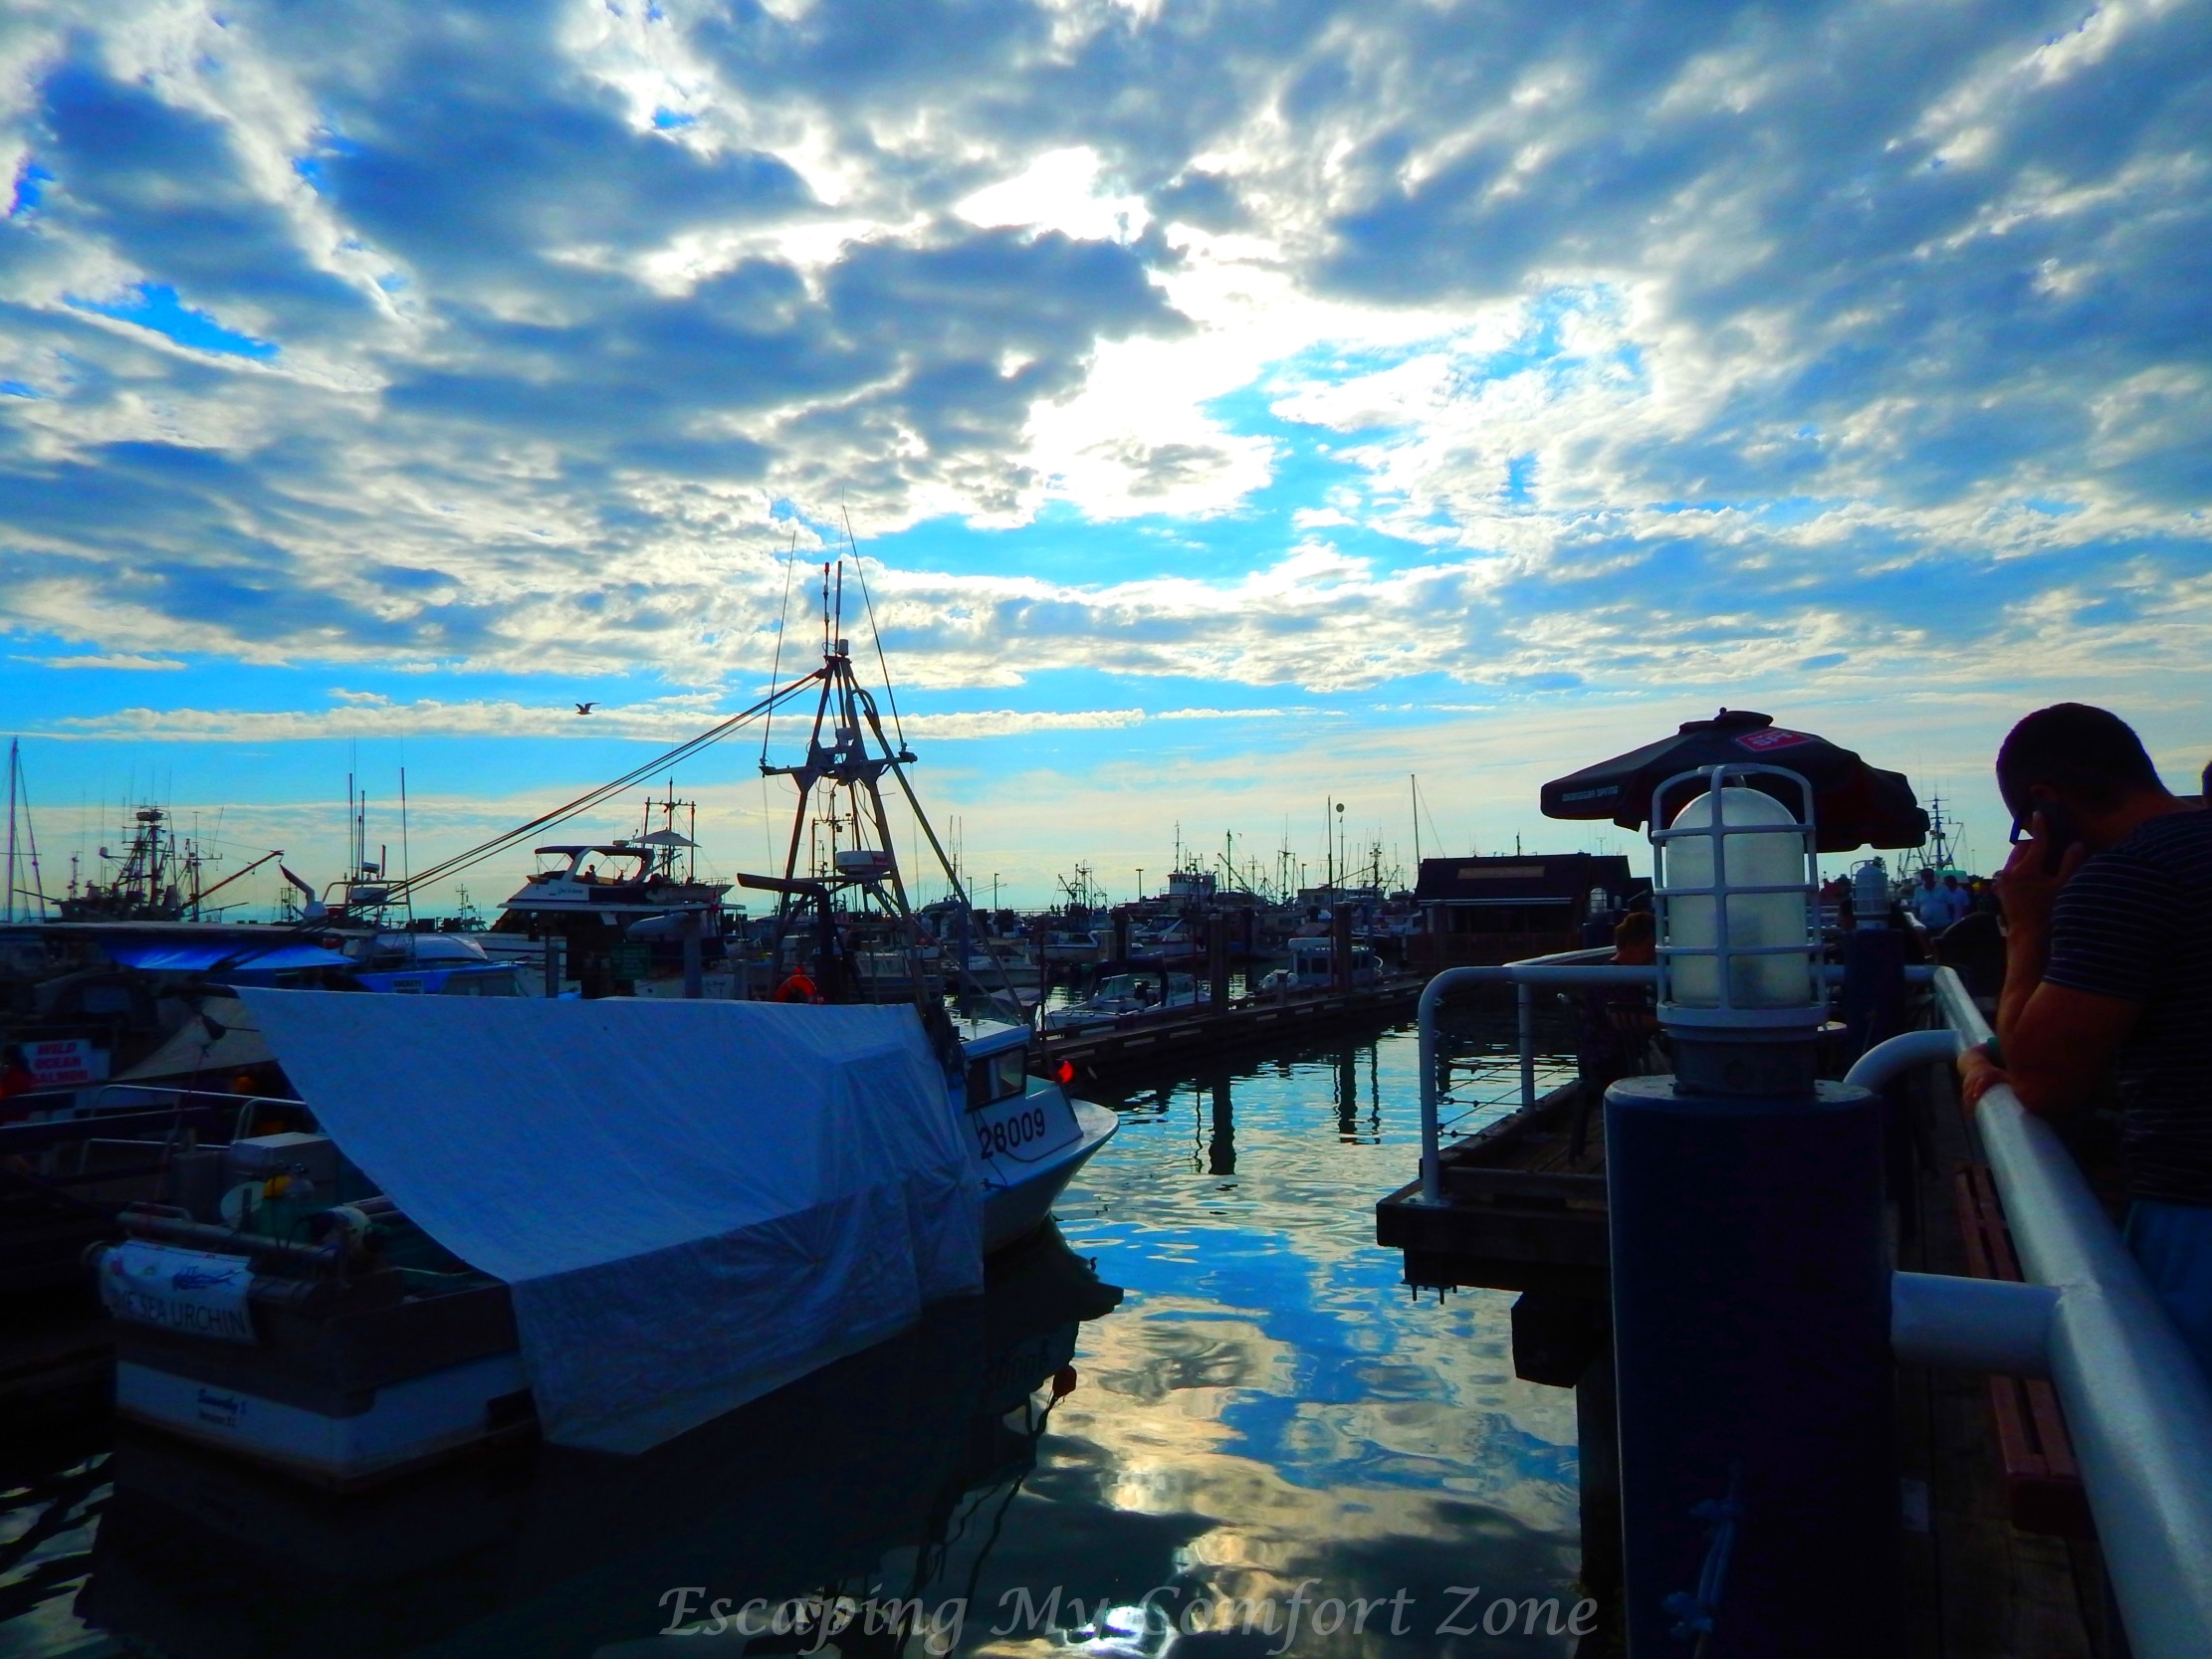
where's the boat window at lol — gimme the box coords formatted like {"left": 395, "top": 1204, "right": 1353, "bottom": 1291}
{"left": 967, "top": 1046, "right": 1030, "bottom": 1108}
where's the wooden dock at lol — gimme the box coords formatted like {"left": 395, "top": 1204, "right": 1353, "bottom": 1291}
{"left": 1031, "top": 977, "right": 1422, "bottom": 1079}
{"left": 1375, "top": 1079, "right": 1605, "bottom": 1300}
{"left": 1373, "top": 1053, "right": 2123, "bottom": 1657}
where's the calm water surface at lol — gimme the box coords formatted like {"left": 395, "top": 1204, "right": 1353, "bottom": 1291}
{"left": 0, "top": 1022, "right": 1587, "bottom": 1659}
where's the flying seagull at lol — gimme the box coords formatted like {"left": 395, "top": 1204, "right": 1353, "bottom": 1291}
{"left": 574, "top": 702, "right": 596, "bottom": 716}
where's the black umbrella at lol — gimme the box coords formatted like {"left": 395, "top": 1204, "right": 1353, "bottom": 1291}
{"left": 1539, "top": 709, "right": 1928, "bottom": 853}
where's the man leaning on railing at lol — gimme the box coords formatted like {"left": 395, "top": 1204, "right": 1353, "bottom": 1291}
{"left": 1957, "top": 704, "right": 2212, "bottom": 1375}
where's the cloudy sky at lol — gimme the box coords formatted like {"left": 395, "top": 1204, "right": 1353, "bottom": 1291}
{"left": 3, "top": 0, "right": 2208, "bottom": 910}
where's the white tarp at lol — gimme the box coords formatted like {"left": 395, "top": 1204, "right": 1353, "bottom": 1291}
{"left": 238, "top": 990, "right": 981, "bottom": 1453}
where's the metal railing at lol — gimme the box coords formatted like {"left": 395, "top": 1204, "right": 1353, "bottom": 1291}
{"left": 1415, "top": 948, "right": 1650, "bottom": 1202}
{"left": 1410, "top": 951, "right": 2212, "bottom": 1654}
{"left": 1852, "top": 972, "right": 2212, "bottom": 1659}
{"left": 1413, "top": 951, "right": 1935, "bottom": 1203}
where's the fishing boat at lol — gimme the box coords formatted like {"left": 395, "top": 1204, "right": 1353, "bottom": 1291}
{"left": 87, "top": 561, "right": 1116, "bottom": 1490}
{"left": 955, "top": 1015, "right": 1119, "bottom": 1247}
{"left": 735, "top": 576, "right": 1118, "bottom": 1228}
{"left": 90, "top": 993, "right": 1110, "bottom": 1487}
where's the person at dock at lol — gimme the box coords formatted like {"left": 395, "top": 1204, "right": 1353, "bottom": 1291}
{"left": 1958, "top": 703, "right": 2212, "bottom": 1374}
{"left": 1939, "top": 873, "right": 1970, "bottom": 927}
{"left": 1909, "top": 868, "right": 1953, "bottom": 931}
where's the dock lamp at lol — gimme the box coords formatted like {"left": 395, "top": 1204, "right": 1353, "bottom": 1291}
{"left": 1651, "top": 763, "right": 1825, "bottom": 1093}
{"left": 1605, "top": 764, "right": 1899, "bottom": 1656}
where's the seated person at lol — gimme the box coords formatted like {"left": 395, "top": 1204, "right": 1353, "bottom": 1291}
{"left": 1958, "top": 704, "right": 2212, "bottom": 1374}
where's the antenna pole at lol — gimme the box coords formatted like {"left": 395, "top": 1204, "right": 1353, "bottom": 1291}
{"left": 1411, "top": 773, "right": 1421, "bottom": 869}
{"left": 4, "top": 739, "right": 17, "bottom": 925}
{"left": 400, "top": 767, "right": 415, "bottom": 925}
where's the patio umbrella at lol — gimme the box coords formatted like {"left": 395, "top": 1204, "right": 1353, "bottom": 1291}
{"left": 1539, "top": 709, "right": 1928, "bottom": 853}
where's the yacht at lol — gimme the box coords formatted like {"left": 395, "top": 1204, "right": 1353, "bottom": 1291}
{"left": 1256, "top": 934, "right": 1380, "bottom": 993}
{"left": 483, "top": 792, "right": 735, "bottom": 996}
{"left": 1041, "top": 970, "right": 1203, "bottom": 1031}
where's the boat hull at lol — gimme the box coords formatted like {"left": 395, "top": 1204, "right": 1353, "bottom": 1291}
{"left": 113, "top": 1350, "right": 531, "bottom": 1491}
{"left": 982, "top": 1100, "right": 1118, "bottom": 1253}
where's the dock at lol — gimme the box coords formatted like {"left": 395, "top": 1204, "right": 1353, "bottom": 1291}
{"left": 1375, "top": 1039, "right": 2127, "bottom": 1656}
{"left": 1032, "top": 975, "right": 1422, "bottom": 1079}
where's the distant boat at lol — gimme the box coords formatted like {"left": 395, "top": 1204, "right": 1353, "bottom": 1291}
{"left": 1041, "top": 970, "right": 1203, "bottom": 1031}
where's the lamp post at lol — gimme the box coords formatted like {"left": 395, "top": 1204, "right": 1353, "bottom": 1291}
{"left": 1605, "top": 763, "right": 1899, "bottom": 1655}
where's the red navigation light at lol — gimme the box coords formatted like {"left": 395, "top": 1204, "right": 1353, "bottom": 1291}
{"left": 1054, "top": 1060, "right": 1075, "bottom": 1085}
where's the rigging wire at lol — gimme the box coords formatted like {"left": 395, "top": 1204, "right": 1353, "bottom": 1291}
{"left": 844, "top": 507, "right": 906, "bottom": 750}
{"left": 211, "top": 678, "right": 824, "bottom": 970}
{"left": 335, "top": 672, "right": 822, "bottom": 926}
{"left": 762, "top": 525, "right": 798, "bottom": 765}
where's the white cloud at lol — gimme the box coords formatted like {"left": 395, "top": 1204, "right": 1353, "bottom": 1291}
{"left": 22, "top": 651, "right": 186, "bottom": 670}
{"left": 0, "top": 0, "right": 2206, "bottom": 730}
{"left": 957, "top": 147, "right": 1150, "bottom": 244}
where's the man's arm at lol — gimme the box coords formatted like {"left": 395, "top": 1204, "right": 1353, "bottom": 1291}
{"left": 1995, "top": 979, "right": 2141, "bottom": 1118}
{"left": 1965, "top": 813, "right": 2160, "bottom": 1117}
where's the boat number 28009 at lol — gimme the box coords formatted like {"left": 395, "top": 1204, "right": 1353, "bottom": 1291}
{"left": 971, "top": 1090, "right": 1081, "bottom": 1165}
{"left": 978, "top": 1105, "right": 1049, "bottom": 1159}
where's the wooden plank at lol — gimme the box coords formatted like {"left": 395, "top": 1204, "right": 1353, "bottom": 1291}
{"left": 1440, "top": 1166, "right": 1607, "bottom": 1206}
{"left": 1951, "top": 1167, "right": 2095, "bottom": 1542}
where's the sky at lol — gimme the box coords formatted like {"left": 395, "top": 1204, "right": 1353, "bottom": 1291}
{"left": 2, "top": 0, "right": 2209, "bottom": 914}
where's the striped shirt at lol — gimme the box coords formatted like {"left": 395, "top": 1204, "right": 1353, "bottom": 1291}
{"left": 2042, "top": 809, "right": 2212, "bottom": 1205}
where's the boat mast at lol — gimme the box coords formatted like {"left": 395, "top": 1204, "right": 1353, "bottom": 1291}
{"left": 4, "top": 738, "right": 16, "bottom": 925}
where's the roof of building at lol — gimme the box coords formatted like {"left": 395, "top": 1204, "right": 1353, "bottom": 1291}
{"left": 1413, "top": 852, "right": 1636, "bottom": 907}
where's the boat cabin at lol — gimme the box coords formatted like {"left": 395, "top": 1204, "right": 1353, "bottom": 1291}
{"left": 958, "top": 1019, "right": 1031, "bottom": 1110}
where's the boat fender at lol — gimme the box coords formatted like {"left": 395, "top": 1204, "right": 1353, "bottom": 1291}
{"left": 308, "top": 1204, "right": 378, "bottom": 1262}
{"left": 218, "top": 1182, "right": 261, "bottom": 1228}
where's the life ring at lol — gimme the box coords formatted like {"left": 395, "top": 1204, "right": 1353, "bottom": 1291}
{"left": 772, "top": 972, "right": 820, "bottom": 1004}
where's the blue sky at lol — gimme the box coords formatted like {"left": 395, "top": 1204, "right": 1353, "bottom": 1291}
{"left": 2, "top": 0, "right": 2208, "bottom": 911}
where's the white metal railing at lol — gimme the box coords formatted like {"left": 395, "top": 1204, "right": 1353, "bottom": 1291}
{"left": 1410, "top": 952, "right": 2212, "bottom": 1654}
{"left": 1851, "top": 972, "right": 2212, "bottom": 1659}
{"left": 1411, "top": 949, "right": 1933, "bottom": 1203}
{"left": 1415, "top": 949, "right": 1653, "bottom": 1202}
{"left": 77, "top": 1082, "right": 308, "bottom": 1144}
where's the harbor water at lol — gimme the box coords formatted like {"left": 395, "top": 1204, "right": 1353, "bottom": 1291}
{"left": 1, "top": 1018, "right": 1588, "bottom": 1659}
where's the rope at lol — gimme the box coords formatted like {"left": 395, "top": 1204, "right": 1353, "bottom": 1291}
{"left": 845, "top": 508, "right": 906, "bottom": 750}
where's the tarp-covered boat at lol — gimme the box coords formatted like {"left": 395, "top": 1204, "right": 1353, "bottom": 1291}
{"left": 99, "top": 994, "right": 987, "bottom": 1483}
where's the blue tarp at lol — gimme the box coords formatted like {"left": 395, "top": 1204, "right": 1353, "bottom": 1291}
{"left": 103, "top": 937, "right": 353, "bottom": 975}
{"left": 240, "top": 992, "right": 983, "bottom": 1454}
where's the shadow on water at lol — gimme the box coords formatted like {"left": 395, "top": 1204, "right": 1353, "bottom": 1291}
{"left": 4, "top": 1016, "right": 1590, "bottom": 1658}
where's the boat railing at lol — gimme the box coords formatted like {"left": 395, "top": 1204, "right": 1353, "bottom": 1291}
{"left": 1851, "top": 970, "right": 2212, "bottom": 1659}
{"left": 80, "top": 1081, "right": 310, "bottom": 1145}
